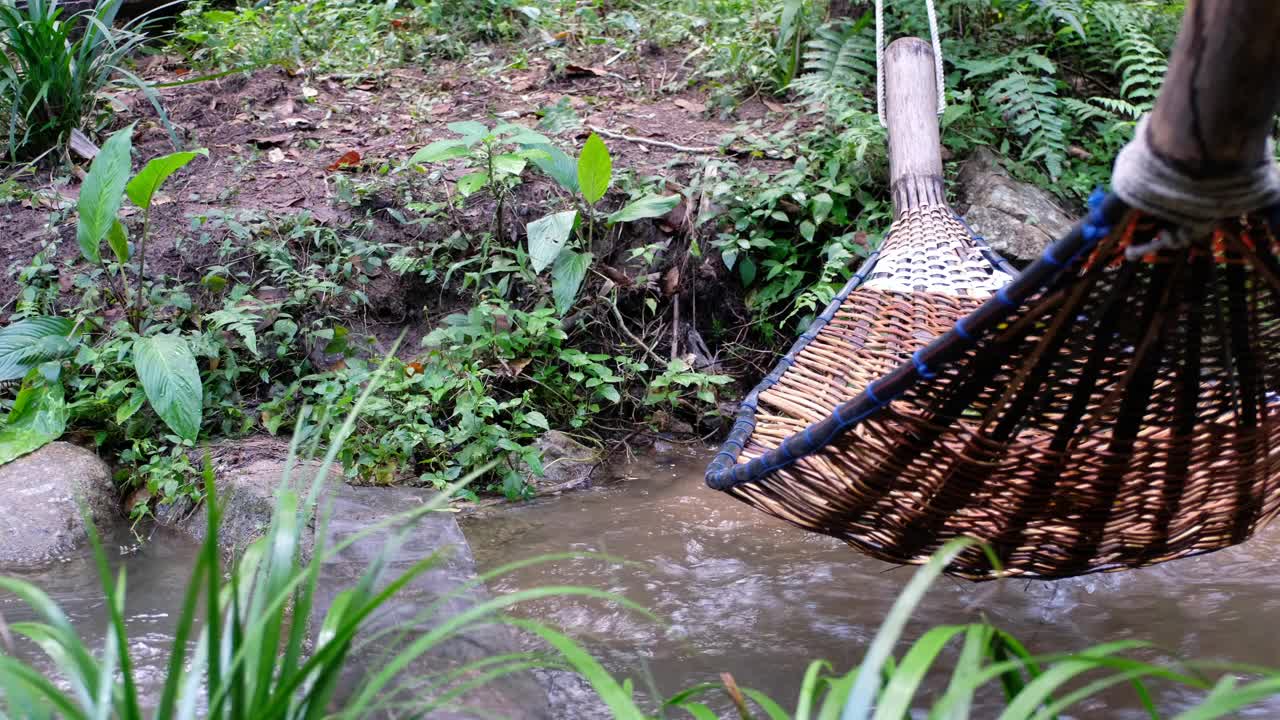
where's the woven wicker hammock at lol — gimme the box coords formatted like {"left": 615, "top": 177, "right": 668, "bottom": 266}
{"left": 704, "top": 5, "right": 1280, "bottom": 580}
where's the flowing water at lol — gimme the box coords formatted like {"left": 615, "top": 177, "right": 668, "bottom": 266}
{"left": 464, "top": 447, "right": 1280, "bottom": 718}
{"left": 0, "top": 527, "right": 201, "bottom": 701}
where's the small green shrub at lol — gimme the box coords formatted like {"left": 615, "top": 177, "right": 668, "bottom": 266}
{"left": 0, "top": 0, "right": 167, "bottom": 159}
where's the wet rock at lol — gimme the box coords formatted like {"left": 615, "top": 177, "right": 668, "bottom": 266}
{"left": 156, "top": 436, "right": 339, "bottom": 557}
{"left": 0, "top": 442, "right": 116, "bottom": 568}
{"left": 530, "top": 430, "right": 600, "bottom": 490}
{"left": 957, "top": 147, "right": 1076, "bottom": 262}
{"left": 534, "top": 668, "right": 612, "bottom": 719}
{"left": 312, "top": 485, "right": 553, "bottom": 719}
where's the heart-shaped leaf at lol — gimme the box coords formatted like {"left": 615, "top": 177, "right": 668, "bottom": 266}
{"left": 133, "top": 334, "right": 203, "bottom": 442}
{"left": 577, "top": 133, "right": 612, "bottom": 205}
{"left": 0, "top": 317, "right": 79, "bottom": 382}
{"left": 76, "top": 125, "right": 135, "bottom": 264}
{"left": 527, "top": 210, "right": 578, "bottom": 273}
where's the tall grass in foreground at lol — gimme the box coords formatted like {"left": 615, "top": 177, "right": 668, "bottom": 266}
{"left": 0, "top": 0, "right": 173, "bottom": 159}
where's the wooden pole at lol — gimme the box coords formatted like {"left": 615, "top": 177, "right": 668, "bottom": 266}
{"left": 1147, "top": 0, "right": 1280, "bottom": 176}
{"left": 885, "top": 37, "right": 945, "bottom": 218}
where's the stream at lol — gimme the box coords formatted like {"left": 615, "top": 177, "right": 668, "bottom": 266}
{"left": 3, "top": 449, "right": 1279, "bottom": 717}
{"left": 464, "top": 447, "right": 1280, "bottom": 718}
{"left": 0, "top": 527, "right": 201, "bottom": 702}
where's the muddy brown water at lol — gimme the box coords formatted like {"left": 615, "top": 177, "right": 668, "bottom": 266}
{"left": 4, "top": 452, "right": 1279, "bottom": 717}
{"left": 0, "top": 527, "right": 202, "bottom": 701}
{"left": 464, "top": 447, "right": 1280, "bottom": 718}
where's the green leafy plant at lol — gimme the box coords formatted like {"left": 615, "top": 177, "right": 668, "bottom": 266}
{"left": 0, "top": 128, "right": 207, "bottom": 469}
{"left": 0, "top": 0, "right": 170, "bottom": 158}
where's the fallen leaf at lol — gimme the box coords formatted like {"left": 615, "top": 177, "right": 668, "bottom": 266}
{"left": 663, "top": 266, "right": 681, "bottom": 296}
{"left": 301, "top": 86, "right": 319, "bottom": 99}
{"left": 509, "top": 77, "right": 536, "bottom": 92}
{"left": 673, "top": 98, "right": 706, "bottom": 113}
{"left": 267, "top": 148, "right": 286, "bottom": 163}
{"left": 600, "top": 265, "right": 633, "bottom": 288}
{"left": 763, "top": 99, "right": 787, "bottom": 113}
{"left": 405, "top": 361, "right": 424, "bottom": 376}
{"left": 272, "top": 97, "right": 296, "bottom": 118}
{"left": 251, "top": 133, "right": 291, "bottom": 147}
{"left": 1068, "top": 145, "right": 1093, "bottom": 160}
{"left": 564, "top": 64, "right": 609, "bottom": 78}
{"left": 326, "top": 150, "right": 361, "bottom": 171}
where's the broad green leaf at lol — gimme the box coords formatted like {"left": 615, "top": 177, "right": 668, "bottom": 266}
{"left": 499, "top": 124, "right": 552, "bottom": 146}
{"left": 408, "top": 140, "right": 469, "bottom": 165}
{"left": 492, "top": 153, "right": 527, "bottom": 176}
{"left": 607, "top": 194, "right": 680, "bottom": 224}
{"left": 457, "top": 172, "right": 489, "bottom": 196}
{"left": 448, "top": 121, "right": 490, "bottom": 146}
{"left": 76, "top": 125, "right": 135, "bottom": 264}
{"left": 133, "top": 334, "right": 203, "bottom": 442}
{"left": 115, "top": 389, "right": 146, "bottom": 425}
{"left": 552, "top": 250, "right": 592, "bottom": 315}
{"left": 0, "top": 317, "right": 79, "bottom": 382}
{"left": 527, "top": 210, "right": 577, "bottom": 273}
{"left": 0, "top": 379, "right": 68, "bottom": 465}
{"left": 523, "top": 411, "right": 550, "bottom": 431}
{"left": 125, "top": 149, "right": 208, "bottom": 210}
{"left": 107, "top": 220, "right": 129, "bottom": 264}
{"left": 526, "top": 144, "right": 579, "bottom": 193}
{"left": 812, "top": 192, "right": 834, "bottom": 225}
{"left": 577, "top": 133, "right": 612, "bottom": 205}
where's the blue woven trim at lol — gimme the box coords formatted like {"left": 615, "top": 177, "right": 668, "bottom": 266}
{"left": 704, "top": 250, "right": 884, "bottom": 486}
{"left": 911, "top": 349, "right": 936, "bottom": 379}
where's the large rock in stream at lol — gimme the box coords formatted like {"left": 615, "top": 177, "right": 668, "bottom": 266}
{"left": 957, "top": 147, "right": 1077, "bottom": 262}
{"left": 0, "top": 442, "right": 116, "bottom": 568}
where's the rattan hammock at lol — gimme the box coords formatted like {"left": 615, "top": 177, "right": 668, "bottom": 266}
{"left": 704, "top": 3, "right": 1280, "bottom": 581}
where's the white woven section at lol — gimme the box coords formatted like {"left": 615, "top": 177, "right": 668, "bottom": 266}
{"left": 863, "top": 204, "right": 1013, "bottom": 298}
{"left": 1114, "top": 115, "right": 1280, "bottom": 226}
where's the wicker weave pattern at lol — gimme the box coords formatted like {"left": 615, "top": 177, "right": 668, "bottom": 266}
{"left": 707, "top": 192, "right": 1280, "bottom": 580}
{"left": 864, "top": 205, "right": 1013, "bottom": 297}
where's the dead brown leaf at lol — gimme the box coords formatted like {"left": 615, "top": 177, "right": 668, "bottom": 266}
{"left": 763, "top": 98, "right": 787, "bottom": 113}
{"left": 326, "top": 150, "right": 362, "bottom": 171}
{"left": 251, "top": 133, "right": 291, "bottom": 147}
{"left": 663, "top": 266, "right": 680, "bottom": 296}
{"left": 564, "top": 63, "right": 609, "bottom": 78}
{"left": 673, "top": 98, "right": 706, "bottom": 113}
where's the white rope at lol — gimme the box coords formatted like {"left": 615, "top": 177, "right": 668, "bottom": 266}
{"left": 876, "top": 0, "right": 947, "bottom": 128}
{"left": 1113, "top": 115, "right": 1280, "bottom": 246}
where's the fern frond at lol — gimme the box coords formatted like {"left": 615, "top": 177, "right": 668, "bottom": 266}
{"left": 1034, "top": 0, "right": 1086, "bottom": 39}
{"left": 791, "top": 20, "right": 874, "bottom": 105}
{"left": 986, "top": 72, "right": 1068, "bottom": 179}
